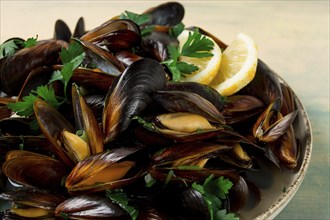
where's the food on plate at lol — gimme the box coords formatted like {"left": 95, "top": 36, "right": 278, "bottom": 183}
{"left": 0, "top": 2, "right": 301, "bottom": 219}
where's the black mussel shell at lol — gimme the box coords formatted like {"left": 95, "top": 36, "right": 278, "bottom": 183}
{"left": 55, "top": 195, "right": 129, "bottom": 219}
{"left": 143, "top": 2, "right": 185, "bottom": 26}
{"left": 0, "top": 40, "right": 67, "bottom": 96}
{"left": 152, "top": 90, "right": 225, "bottom": 124}
{"left": 165, "top": 81, "right": 224, "bottom": 111}
{"left": 103, "top": 58, "right": 166, "bottom": 143}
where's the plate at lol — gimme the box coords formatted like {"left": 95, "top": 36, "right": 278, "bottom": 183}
{"left": 241, "top": 75, "right": 312, "bottom": 220}
{"left": 0, "top": 2, "right": 312, "bottom": 219}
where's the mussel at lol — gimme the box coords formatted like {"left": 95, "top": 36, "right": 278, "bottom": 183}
{"left": 102, "top": 58, "right": 167, "bottom": 143}
{"left": 55, "top": 195, "right": 129, "bottom": 219}
{"left": 0, "top": 187, "right": 66, "bottom": 219}
{"left": 0, "top": 40, "right": 67, "bottom": 96}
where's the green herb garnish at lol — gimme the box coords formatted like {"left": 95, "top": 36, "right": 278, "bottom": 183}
{"left": 132, "top": 116, "right": 156, "bottom": 130}
{"left": 24, "top": 36, "right": 38, "bottom": 48}
{"left": 144, "top": 173, "right": 157, "bottom": 188}
{"left": 169, "top": 22, "right": 185, "bottom": 38}
{"left": 192, "top": 175, "right": 239, "bottom": 220}
{"left": 162, "top": 28, "right": 214, "bottom": 81}
{"left": 106, "top": 189, "right": 139, "bottom": 220}
{"left": 0, "top": 36, "right": 38, "bottom": 59}
{"left": 119, "top": 10, "right": 154, "bottom": 36}
{"left": 7, "top": 40, "right": 85, "bottom": 117}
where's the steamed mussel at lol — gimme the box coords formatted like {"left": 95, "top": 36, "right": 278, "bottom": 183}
{"left": 0, "top": 1, "right": 303, "bottom": 220}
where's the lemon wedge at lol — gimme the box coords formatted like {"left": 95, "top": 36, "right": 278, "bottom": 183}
{"left": 211, "top": 33, "right": 258, "bottom": 96}
{"left": 178, "top": 30, "right": 222, "bottom": 85}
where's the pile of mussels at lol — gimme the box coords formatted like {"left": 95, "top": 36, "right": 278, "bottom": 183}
{"left": 0, "top": 2, "right": 301, "bottom": 219}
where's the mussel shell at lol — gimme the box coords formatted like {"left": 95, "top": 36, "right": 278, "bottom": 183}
{"left": 73, "top": 17, "right": 86, "bottom": 39}
{"left": 165, "top": 81, "right": 224, "bottom": 111}
{"left": 221, "top": 95, "right": 264, "bottom": 124}
{"left": 55, "top": 195, "right": 129, "bottom": 219}
{"left": 34, "top": 99, "right": 75, "bottom": 168}
{"left": 0, "top": 40, "right": 67, "bottom": 96}
{"left": 0, "top": 187, "right": 66, "bottom": 209}
{"left": 0, "top": 117, "right": 36, "bottom": 136}
{"left": 242, "top": 60, "right": 283, "bottom": 106}
{"left": 140, "top": 31, "right": 178, "bottom": 62}
{"left": 2, "top": 151, "right": 68, "bottom": 190}
{"left": 177, "top": 188, "right": 209, "bottom": 220}
{"left": 81, "top": 19, "right": 141, "bottom": 51}
{"left": 152, "top": 142, "right": 232, "bottom": 166}
{"left": 0, "top": 136, "right": 52, "bottom": 156}
{"left": 65, "top": 146, "right": 144, "bottom": 194}
{"left": 152, "top": 90, "right": 225, "bottom": 124}
{"left": 143, "top": 2, "right": 185, "bottom": 26}
{"left": 115, "top": 50, "right": 143, "bottom": 67}
{"left": 54, "top": 19, "right": 72, "bottom": 42}
{"left": 71, "top": 84, "right": 103, "bottom": 155}
{"left": 17, "top": 66, "right": 56, "bottom": 100}
{"left": 77, "top": 39, "right": 125, "bottom": 75}
{"left": 102, "top": 58, "right": 166, "bottom": 143}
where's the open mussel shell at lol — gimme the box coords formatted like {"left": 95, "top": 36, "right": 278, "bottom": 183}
{"left": 0, "top": 40, "right": 67, "bottom": 96}
{"left": 0, "top": 187, "right": 66, "bottom": 219}
{"left": 164, "top": 81, "right": 224, "bottom": 111}
{"left": 152, "top": 90, "right": 225, "bottom": 124}
{"left": 55, "top": 195, "right": 129, "bottom": 219}
{"left": 2, "top": 150, "right": 68, "bottom": 190}
{"left": 54, "top": 17, "right": 86, "bottom": 42}
{"left": 65, "top": 146, "right": 144, "bottom": 194}
{"left": 76, "top": 38, "right": 125, "bottom": 75}
{"left": 152, "top": 142, "right": 232, "bottom": 167}
{"left": 81, "top": 19, "right": 141, "bottom": 51}
{"left": 142, "top": 2, "right": 185, "bottom": 26}
{"left": 72, "top": 84, "right": 103, "bottom": 155}
{"left": 221, "top": 95, "right": 264, "bottom": 125}
{"left": 253, "top": 98, "right": 298, "bottom": 143}
{"left": 102, "top": 58, "right": 166, "bottom": 143}
{"left": 34, "top": 99, "right": 75, "bottom": 168}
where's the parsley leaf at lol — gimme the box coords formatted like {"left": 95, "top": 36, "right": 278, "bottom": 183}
{"left": 35, "top": 86, "right": 62, "bottom": 108}
{"left": 0, "top": 36, "right": 38, "bottom": 59}
{"left": 177, "top": 61, "right": 198, "bottom": 74}
{"left": 0, "top": 40, "right": 20, "bottom": 59}
{"left": 24, "top": 36, "right": 38, "bottom": 48}
{"left": 169, "top": 22, "right": 185, "bottom": 38}
{"left": 7, "top": 40, "right": 85, "bottom": 117}
{"left": 181, "top": 29, "right": 214, "bottom": 58}
{"left": 191, "top": 175, "right": 238, "bottom": 220}
{"left": 60, "top": 41, "right": 85, "bottom": 67}
{"left": 106, "top": 189, "right": 139, "bottom": 220}
{"left": 120, "top": 10, "right": 150, "bottom": 26}
{"left": 7, "top": 93, "right": 37, "bottom": 117}
{"left": 144, "top": 173, "right": 157, "bottom": 188}
{"left": 119, "top": 10, "right": 154, "bottom": 36}
{"left": 162, "top": 28, "right": 214, "bottom": 81}
{"left": 132, "top": 116, "right": 156, "bottom": 130}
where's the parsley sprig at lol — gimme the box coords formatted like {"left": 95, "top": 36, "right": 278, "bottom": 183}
{"left": 7, "top": 40, "right": 85, "bottom": 117}
{"left": 162, "top": 28, "right": 214, "bottom": 82}
{"left": 119, "top": 11, "right": 154, "bottom": 36}
{"left": 106, "top": 189, "right": 139, "bottom": 220}
{"left": 192, "top": 175, "right": 239, "bottom": 220}
{"left": 0, "top": 36, "right": 38, "bottom": 59}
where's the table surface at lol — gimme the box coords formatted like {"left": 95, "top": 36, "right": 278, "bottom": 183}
{"left": 1, "top": 1, "right": 329, "bottom": 219}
